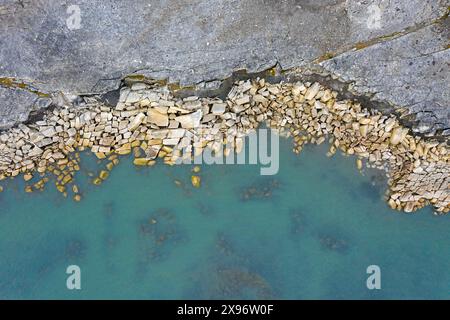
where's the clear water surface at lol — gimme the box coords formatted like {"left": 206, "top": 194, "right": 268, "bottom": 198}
{"left": 0, "top": 138, "right": 449, "bottom": 299}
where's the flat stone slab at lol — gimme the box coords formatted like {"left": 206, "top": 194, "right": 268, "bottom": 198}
{"left": 0, "top": 0, "right": 448, "bottom": 134}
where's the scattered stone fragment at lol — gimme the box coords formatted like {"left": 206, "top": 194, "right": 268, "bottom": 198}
{"left": 356, "top": 159, "right": 363, "bottom": 170}
{"left": 175, "top": 110, "right": 203, "bottom": 129}
{"left": 106, "top": 162, "right": 114, "bottom": 171}
{"left": 99, "top": 170, "right": 109, "bottom": 180}
{"left": 128, "top": 113, "right": 146, "bottom": 131}
{"left": 133, "top": 158, "right": 149, "bottom": 166}
{"left": 305, "top": 82, "right": 320, "bottom": 100}
{"left": 191, "top": 175, "right": 201, "bottom": 188}
{"left": 390, "top": 127, "right": 408, "bottom": 146}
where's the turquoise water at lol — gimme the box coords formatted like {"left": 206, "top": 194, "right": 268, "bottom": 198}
{"left": 0, "top": 138, "right": 449, "bottom": 300}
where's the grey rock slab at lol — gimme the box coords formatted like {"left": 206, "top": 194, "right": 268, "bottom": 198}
{"left": 0, "top": 87, "right": 51, "bottom": 130}
{"left": 321, "top": 20, "right": 450, "bottom": 136}
{"left": 0, "top": 0, "right": 448, "bottom": 130}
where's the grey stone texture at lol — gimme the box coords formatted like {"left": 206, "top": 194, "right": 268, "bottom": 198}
{"left": 321, "top": 20, "right": 450, "bottom": 136}
{"left": 0, "top": 0, "right": 449, "bottom": 135}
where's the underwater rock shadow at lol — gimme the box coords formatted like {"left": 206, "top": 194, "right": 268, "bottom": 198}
{"left": 181, "top": 231, "right": 281, "bottom": 299}
{"left": 316, "top": 228, "right": 351, "bottom": 254}
{"left": 238, "top": 177, "right": 282, "bottom": 202}
{"left": 136, "top": 208, "right": 189, "bottom": 273}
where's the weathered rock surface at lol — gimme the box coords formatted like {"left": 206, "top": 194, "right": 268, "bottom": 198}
{"left": 0, "top": 87, "right": 51, "bottom": 129}
{"left": 321, "top": 21, "right": 450, "bottom": 137}
{"left": 0, "top": 0, "right": 448, "bottom": 135}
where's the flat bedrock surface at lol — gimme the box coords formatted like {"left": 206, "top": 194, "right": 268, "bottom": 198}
{"left": 0, "top": 0, "right": 449, "bottom": 135}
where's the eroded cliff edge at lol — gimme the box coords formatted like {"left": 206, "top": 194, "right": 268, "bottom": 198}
{"left": 0, "top": 0, "right": 449, "bottom": 138}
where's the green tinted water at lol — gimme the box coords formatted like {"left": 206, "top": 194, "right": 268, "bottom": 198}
{"left": 0, "top": 139, "right": 449, "bottom": 299}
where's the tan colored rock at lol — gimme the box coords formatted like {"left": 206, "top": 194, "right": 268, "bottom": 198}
{"left": 235, "top": 96, "right": 250, "bottom": 105}
{"left": 356, "top": 159, "right": 363, "bottom": 170}
{"left": 191, "top": 175, "right": 201, "bottom": 188}
{"left": 175, "top": 110, "right": 203, "bottom": 129}
{"left": 133, "top": 158, "right": 149, "bottom": 166}
{"left": 29, "top": 147, "right": 43, "bottom": 157}
{"left": 359, "top": 125, "right": 368, "bottom": 137}
{"left": 128, "top": 112, "right": 146, "bottom": 131}
{"left": 163, "top": 138, "right": 179, "bottom": 146}
{"left": 292, "top": 83, "right": 306, "bottom": 96}
{"left": 305, "top": 82, "right": 320, "bottom": 100}
{"left": 168, "top": 128, "right": 186, "bottom": 139}
{"left": 148, "top": 109, "right": 169, "bottom": 127}
{"left": 99, "top": 170, "right": 109, "bottom": 180}
{"left": 390, "top": 127, "right": 404, "bottom": 145}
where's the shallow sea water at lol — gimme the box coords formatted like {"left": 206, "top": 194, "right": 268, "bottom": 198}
{"left": 0, "top": 137, "right": 449, "bottom": 299}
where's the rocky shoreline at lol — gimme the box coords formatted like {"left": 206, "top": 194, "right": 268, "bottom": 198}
{"left": 0, "top": 79, "right": 448, "bottom": 214}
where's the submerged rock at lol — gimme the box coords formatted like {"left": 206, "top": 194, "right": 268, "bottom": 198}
{"left": 191, "top": 175, "right": 201, "bottom": 188}
{"left": 240, "top": 179, "right": 281, "bottom": 201}
{"left": 319, "top": 234, "right": 349, "bottom": 253}
{"left": 138, "top": 208, "right": 186, "bottom": 263}
{"left": 64, "top": 240, "right": 86, "bottom": 259}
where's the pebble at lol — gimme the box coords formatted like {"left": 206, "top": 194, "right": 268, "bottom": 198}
{"left": 356, "top": 159, "right": 363, "bottom": 170}
{"left": 99, "top": 170, "right": 109, "bottom": 180}
{"left": 191, "top": 175, "right": 201, "bottom": 188}
{"left": 390, "top": 127, "right": 404, "bottom": 145}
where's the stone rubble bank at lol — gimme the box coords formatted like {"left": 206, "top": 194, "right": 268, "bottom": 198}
{"left": 0, "top": 79, "right": 448, "bottom": 214}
